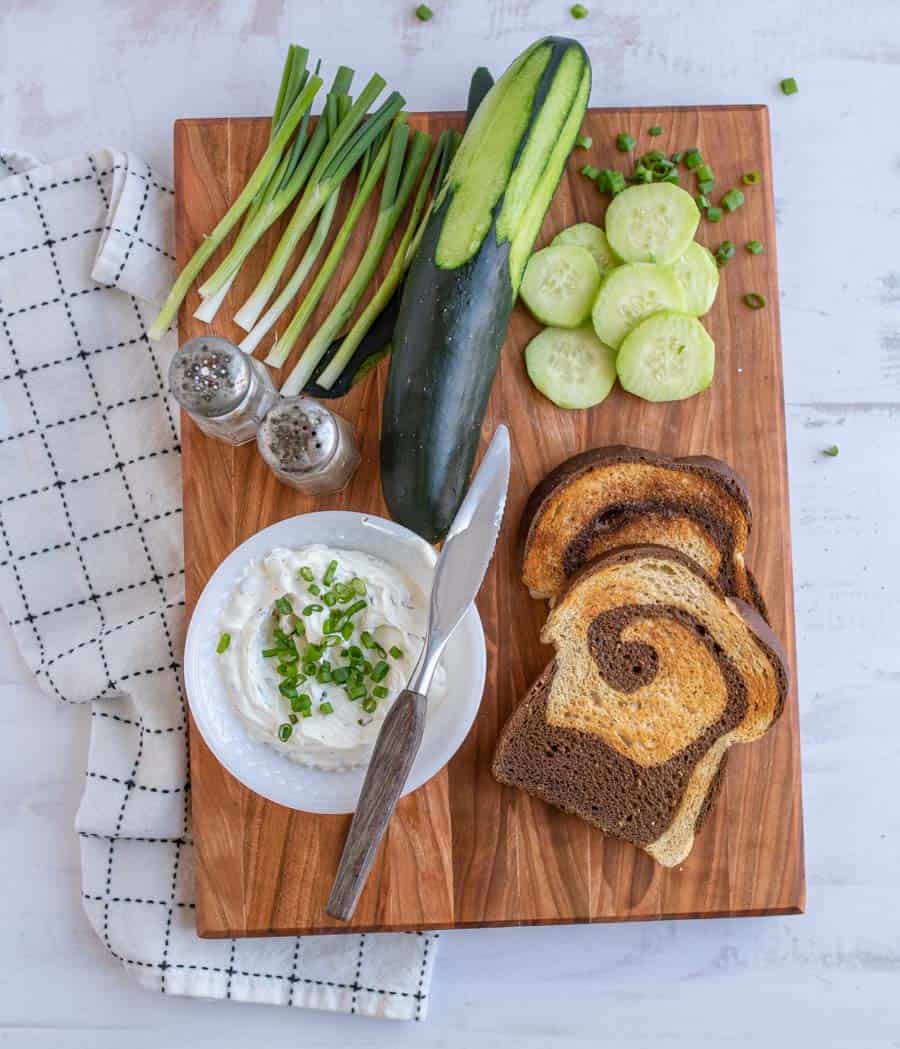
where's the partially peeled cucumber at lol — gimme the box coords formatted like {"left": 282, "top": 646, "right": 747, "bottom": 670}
{"left": 382, "top": 38, "right": 591, "bottom": 542}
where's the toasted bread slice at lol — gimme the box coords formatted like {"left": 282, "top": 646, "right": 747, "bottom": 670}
{"left": 492, "top": 546, "right": 788, "bottom": 867}
{"left": 521, "top": 446, "right": 766, "bottom": 618}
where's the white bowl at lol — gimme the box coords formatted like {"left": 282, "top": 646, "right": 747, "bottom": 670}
{"left": 183, "top": 511, "right": 486, "bottom": 814}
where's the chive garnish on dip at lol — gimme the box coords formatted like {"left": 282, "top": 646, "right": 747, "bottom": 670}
{"left": 743, "top": 292, "right": 767, "bottom": 309}
{"left": 323, "top": 559, "right": 338, "bottom": 586}
{"left": 278, "top": 723, "right": 292, "bottom": 741}
{"left": 216, "top": 633, "right": 231, "bottom": 654}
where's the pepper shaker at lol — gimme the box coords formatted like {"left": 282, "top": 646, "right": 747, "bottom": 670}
{"left": 257, "top": 396, "right": 360, "bottom": 495}
{"left": 168, "top": 335, "right": 278, "bottom": 445}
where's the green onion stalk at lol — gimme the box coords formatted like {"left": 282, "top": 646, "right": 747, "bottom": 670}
{"left": 147, "top": 65, "right": 322, "bottom": 341}
{"left": 261, "top": 118, "right": 402, "bottom": 369}
{"left": 281, "top": 126, "right": 431, "bottom": 396}
{"left": 316, "top": 128, "right": 458, "bottom": 389}
{"left": 204, "top": 80, "right": 405, "bottom": 326}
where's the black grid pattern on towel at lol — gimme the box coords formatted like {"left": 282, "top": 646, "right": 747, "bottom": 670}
{"left": 0, "top": 149, "right": 437, "bottom": 1020}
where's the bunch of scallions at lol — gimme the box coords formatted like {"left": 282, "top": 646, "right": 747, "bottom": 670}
{"left": 149, "top": 44, "right": 458, "bottom": 394}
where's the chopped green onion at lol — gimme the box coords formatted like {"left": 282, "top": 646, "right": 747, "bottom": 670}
{"left": 291, "top": 694, "right": 310, "bottom": 713}
{"left": 277, "top": 662, "right": 297, "bottom": 678}
{"left": 696, "top": 163, "right": 714, "bottom": 183}
{"left": 695, "top": 194, "right": 710, "bottom": 211}
{"left": 317, "top": 665, "right": 332, "bottom": 684}
{"left": 304, "top": 642, "right": 323, "bottom": 661}
{"left": 319, "top": 702, "right": 334, "bottom": 715}
{"left": 323, "top": 560, "right": 338, "bottom": 586}
{"left": 742, "top": 171, "right": 761, "bottom": 185}
{"left": 361, "top": 697, "right": 378, "bottom": 714}
{"left": 307, "top": 583, "right": 321, "bottom": 596}
{"left": 279, "top": 681, "right": 298, "bottom": 699}
{"left": 302, "top": 661, "right": 317, "bottom": 677}
{"left": 275, "top": 596, "right": 293, "bottom": 615}
{"left": 580, "top": 164, "right": 600, "bottom": 180}
{"left": 289, "top": 714, "right": 299, "bottom": 725}
{"left": 278, "top": 723, "right": 293, "bottom": 742}
{"left": 216, "top": 633, "right": 231, "bottom": 654}
{"left": 575, "top": 134, "right": 592, "bottom": 150}
{"left": 348, "top": 645, "right": 363, "bottom": 660}
{"left": 684, "top": 148, "right": 703, "bottom": 170}
{"left": 347, "top": 683, "right": 367, "bottom": 701}
{"left": 823, "top": 445, "right": 839, "bottom": 457}
{"left": 373, "top": 685, "right": 389, "bottom": 700}
{"left": 323, "top": 591, "right": 338, "bottom": 607}
{"left": 597, "top": 169, "right": 626, "bottom": 195}
{"left": 415, "top": 3, "right": 433, "bottom": 19}
{"left": 648, "top": 125, "right": 662, "bottom": 137}
{"left": 299, "top": 567, "right": 314, "bottom": 582}
{"left": 331, "top": 667, "right": 350, "bottom": 685}
{"left": 370, "top": 660, "right": 390, "bottom": 683}
{"left": 262, "top": 646, "right": 280, "bottom": 659}
{"left": 616, "top": 132, "right": 636, "bottom": 152}
{"left": 706, "top": 206, "right": 723, "bottom": 222}
{"left": 389, "top": 645, "right": 404, "bottom": 659}
{"left": 278, "top": 648, "right": 299, "bottom": 662}
{"left": 360, "top": 631, "right": 375, "bottom": 649}
{"left": 570, "top": 3, "right": 588, "bottom": 17}
{"left": 746, "top": 240, "right": 763, "bottom": 255}
{"left": 341, "top": 622, "right": 354, "bottom": 640}
{"left": 780, "top": 77, "right": 799, "bottom": 96}
{"left": 333, "top": 583, "right": 353, "bottom": 602}
{"left": 303, "top": 603, "right": 323, "bottom": 615}
{"left": 343, "top": 599, "right": 367, "bottom": 619}
{"left": 670, "top": 151, "right": 684, "bottom": 164}
{"left": 662, "top": 172, "right": 680, "bottom": 185}
{"left": 322, "top": 635, "right": 339, "bottom": 648}
{"left": 743, "top": 292, "right": 767, "bottom": 309}
{"left": 722, "top": 188, "right": 745, "bottom": 212}
{"left": 350, "top": 578, "right": 366, "bottom": 596}
{"left": 698, "top": 178, "right": 715, "bottom": 195}
{"left": 714, "top": 240, "right": 736, "bottom": 266}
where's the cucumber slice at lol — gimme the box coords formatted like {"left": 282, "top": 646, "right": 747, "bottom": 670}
{"left": 590, "top": 262, "right": 685, "bottom": 350}
{"left": 551, "top": 222, "right": 620, "bottom": 276}
{"left": 520, "top": 244, "right": 600, "bottom": 327}
{"left": 616, "top": 311, "right": 715, "bottom": 402}
{"left": 525, "top": 325, "right": 617, "bottom": 409}
{"left": 670, "top": 242, "right": 719, "bottom": 316}
{"left": 605, "top": 183, "right": 700, "bottom": 265}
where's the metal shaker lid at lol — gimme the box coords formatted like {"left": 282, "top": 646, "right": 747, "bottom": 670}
{"left": 257, "top": 397, "right": 339, "bottom": 474}
{"left": 169, "top": 336, "right": 252, "bottom": 418}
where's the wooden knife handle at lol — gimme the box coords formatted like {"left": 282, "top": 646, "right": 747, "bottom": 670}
{"left": 326, "top": 689, "right": 427, "bottom": 922}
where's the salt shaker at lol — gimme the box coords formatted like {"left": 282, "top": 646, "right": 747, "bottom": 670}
{"left": 257, "top": 396, "right": 361, "bottom": 495}
{"left": 168, "top": 335, "right": 277, "bottom": 445}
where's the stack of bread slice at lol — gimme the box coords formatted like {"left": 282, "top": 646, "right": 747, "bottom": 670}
{"left": 492, "top": 446, "right": 788, "bottom": 867}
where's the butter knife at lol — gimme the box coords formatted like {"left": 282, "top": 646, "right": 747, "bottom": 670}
{"left": 326, "top": 425, "right": 511, "bottom": 922}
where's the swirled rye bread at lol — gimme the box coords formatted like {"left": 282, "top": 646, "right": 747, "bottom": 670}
{"left": 521, "top": 446, "right": 768, "bottom": 619}
{"left": 492, "top": 546, "right": 788, "bottom": 867}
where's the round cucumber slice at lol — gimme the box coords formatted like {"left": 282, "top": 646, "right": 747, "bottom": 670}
{"left": 520, "top": 244, "right": 601, "bottom": 328}
{"left": 616, "top": 311, "right": 715, "bottom": 403}
{"left": 525, "top": 325, "right": 617, "bottom": 410}
{"left": 551, "top": 222, "right": 620, "bottom": 277}
{"left": 591, "top": 262, "right": 686, "bottom": 350}
{"left": 670, "top": 242, "right": 719, "bottom": 317}
{"left": 605, "top": 183, "right": 700, "bottom": 265}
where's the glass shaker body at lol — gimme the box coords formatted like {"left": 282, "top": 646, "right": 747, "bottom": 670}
{"left": 257, "top": 396, "right": 361, "bottom": 495}
{"left": 168, "top": 336, "right": 277, "bottom": 446}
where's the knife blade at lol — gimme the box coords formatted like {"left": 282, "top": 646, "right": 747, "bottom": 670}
{"left": 325, "top": 425, "right": 511, "bottom": 921}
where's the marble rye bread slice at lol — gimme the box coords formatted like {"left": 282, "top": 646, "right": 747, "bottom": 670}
{"left": 521, "top": 445, "right": 768, "bottom": 620}
{"left": 492, "top": 546, "right": 788, "bottom": 867}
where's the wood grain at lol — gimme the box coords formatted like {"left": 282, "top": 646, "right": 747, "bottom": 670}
{"left": 176, "top": 105, "right": 804, "bottom": 937}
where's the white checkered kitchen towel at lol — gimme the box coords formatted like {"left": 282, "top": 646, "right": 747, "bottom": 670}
{"left": 0, "top": 148, "right": 437, "bottom": 1020}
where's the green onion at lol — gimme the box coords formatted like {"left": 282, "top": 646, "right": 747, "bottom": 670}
{"left": 323, "top": 559, "right": 338, "bottom": 586}
{"left": 350, "top": 578, "right": 366, "bottom": 595}
{"left": 262, "top": 647, "right": 281, "bottom": 659}
{"left": 331, "top": 667, "right": 350, "bottom": 685}
{"left": 317, "top": 665, "right": 332, "bottom": 684}
{"left": 323, "top": 591, "right": 337, "bottom": 607}
{"left": 279, "top": 681, "right": 298, "bottom": 699}
{"left": 389, "top": 645, "right": 404, "bottom": 659}
{"left": 698, "top": 178, "right": 714, "bottom": 195}
{"left": 695, "top": 194, "right": 710, "bottom": 211}
{"left": 580, "top": 164, "right": 600, "bottom": 180}
{"left": 347, "top": 683, "right": 367, "bottom": 701}
{"left": 361, "top": 658, "right": 373, "bottom": 675}
{"left": 670, "top": 151, "right": 684, "bottom": 164}
{"left": 361, "top": 698, "right": 378, "bottom": 714}
{"left": 570, "top": 2, "right": 588, "bottom": 16}
{"left": 278, "top": 648, "right": 299, "bottom": 662}
{"left": 823, "top": 445, "right": 839, "bottom": 457}
{"left": 275, "top": 596, "right": 293, "bottom": 615}
{"left": 278, "top": 723, "right": 293, "bottom": 742}
{"left": 684, "top": 148, "right": 703, "bottom": 170}
{"left": 616, "top": 132, "right": 635, "bottom": 152}
{"left": 291, "top": 693, "right": 311, "bottom": 713}
{"left": 148, "top": 51, "right": 323, "bottom": 340}
{"left": 343, "top": 599, "right": 367, "bottom": 619}
{"left": 340, "top": 622, "right": 354, "bottom": 640}
{"left": 303, "top": 661, "right": 317, "bottom": 677}
{"left": 303, "top": 603, "right": 323, "bottom": 615}
{"left": 373, "top": 685, "right": 389, "bottom": 700}
{"left": 319, "top": 701, "right": 335, "bottom": 715}
{"left": 714, "top": 240, "right": 736, "bottom": 265}
{"left": 746, "top": 240, "right": 763, "bottom": 255}
{"left": 742, "top": 171, "right": 761, "bottom": 185}
{"left": 743, "top": 292, "right": 767, "bottom": 309}
{"left": 648, "top": 125, "right": 662, "bottom": 137}
{"left": 360, "top": 631, "right": 375, "bottom": 649}
{"left": 662, "top": 172, "right": 680, "bottom": 185}
{"left": 299, "top": 566, "right": 314, "bottom": 582}
{"left": 322, "top": 635, "right": 340, "bottom": 647}
{"left": 780, "top": 77, "right": 799, "bottom": 96}
{"left": 289, "top": 714, "right": 298, "bottom": 725}
{"left": 706, "top": 206, "right": 723, "bottom": 222}
{"left": 415, "top": 3, "right": 433, "bottom": 18}
{"left": 370, "top": 660, "right": 390, "bottom": 683}
{"left": 216, "top": 633, "right": 231, "bottom": 654}
{"left": 277, "top": 662, "right": 297, "bottom": 678}
{"left": 307, "top": 583, "right": 321, "bottom": 596}
{"left": 575, "top": 134, "right": 592, "bottom": 150}
{"left": 304, "top": 643, "right": 323, "bottom": 661}
{"left": 348, "top": 645, "right": 363, "bottom": 661}
{"left": 597, "top": 169, "right": 626, "bottom": 195}
{"left": 333, "top": 582, "right": 352, "bottom": 602}
{"left": 317, "top": 129, "right": 458, "bottom": 389}
{"left": 696, "top": 163, "right": 714, "bottom": 183}
{"left": 722, "top": 188, "right": 745, "bottom": 212}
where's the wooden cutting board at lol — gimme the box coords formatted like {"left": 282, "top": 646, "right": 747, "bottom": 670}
{"left": 176, "top": 105, "right": 804, "bottom": 937}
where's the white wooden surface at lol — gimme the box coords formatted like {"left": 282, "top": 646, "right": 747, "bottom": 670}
{"left": 2, "top": 1, "right": 898, "bottom": 1046}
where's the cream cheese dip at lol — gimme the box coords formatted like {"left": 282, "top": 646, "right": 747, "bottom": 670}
{"left": 217, "top": 544, "right": 446, "bottom": 770}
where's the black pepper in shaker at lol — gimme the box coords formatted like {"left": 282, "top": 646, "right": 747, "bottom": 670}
{"left": 257, "top": 396, "right": 360, "bottom": 494}
{"left": 168, "top": 336, "right": 277, "bottom": 445}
